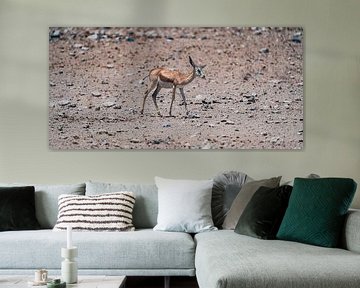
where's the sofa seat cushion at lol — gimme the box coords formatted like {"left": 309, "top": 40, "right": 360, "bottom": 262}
{"left": 0, "top": 229, "right": 195, "bottom": 271}
{"left": 195, "top": 230, "right": 360, "bottom": 288}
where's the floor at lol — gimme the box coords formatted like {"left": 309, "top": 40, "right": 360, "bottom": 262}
{"left": 126, "top": 276, "right": 199, "bottom": 288}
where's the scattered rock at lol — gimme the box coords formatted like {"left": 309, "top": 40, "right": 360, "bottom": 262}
{"left": 130, "top": 138, "right": 140, "bottom": 143}
{"left": 271, "top": 137, "right": 280, "bottom": 144}
{"left": 201, "top": 143, "right": 212, "bottom": 149}
{"left": 57, "top": 112, "right": 67, "bottom": 118}
{"left": 96, "top": 129, "right": 107, "bottom": 134}
{"left": 87, "top": 34, "right": 98, "bottom": 41}
{"left": 50, "top": 30, "right": 61, "bottom": 38}
{"left": 58, "top": 100, "right": 70, "bottom": 106}
{"left": 102, "top": 102, "right": 116, "bottom": 108}
{"left": 243, "top": 73, "right": 251, "bottom": 81}
{"left": 194, "top": 94, "right": 206, "bottom": 104}
{"left": 187, "top": 113, "right": 200, "bottom": 119}
{"left": 292, "top": 32, "right": 302, "bottom": 43}
{"left": 259, "top": 47, "right": 269, "bottom": 53}
{"left": 253, "top": 29, "right": 262, "bottom": 35}
{"left": 243, "top": 94, "right": 256, "bottom": 104}
{"left": 92, "top": 91, "right": 101, "bottom": 97}
{"left": 145, "top": 30, "right": 158, "bottom": 38}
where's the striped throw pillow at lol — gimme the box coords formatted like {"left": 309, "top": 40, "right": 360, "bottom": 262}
{"left": 53, "top": 192, "right": 136, "bottom": 231}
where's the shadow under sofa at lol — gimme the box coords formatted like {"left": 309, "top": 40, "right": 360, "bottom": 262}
{"left": 0, "top": 181, "right": 360, "bottom": 288}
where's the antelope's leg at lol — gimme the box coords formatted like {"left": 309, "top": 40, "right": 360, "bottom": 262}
{"left": 179, "top": 88, "right": 189, "bottom": 115}
{"left": 169, "top": 86, "right": 177, "bottom": 116}
{"left": 151, "top": 84, "right": 162, "bottom": 116}
{"left": 141, "top": 81, "right": 157, "bottom": 114}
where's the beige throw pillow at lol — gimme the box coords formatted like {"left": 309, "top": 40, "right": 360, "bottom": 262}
{"left": 222, "top": 176, "right": 281, "bottom": 230}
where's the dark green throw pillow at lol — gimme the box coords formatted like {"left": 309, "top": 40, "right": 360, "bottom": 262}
{"left": 235, "top": 185, "right": 292, "bottom": 239}
{"left": 277, "top": 178, "right": 357, "bottom": 248}
{"left": 0, "top": 186, "right": 41, "bottom": 231}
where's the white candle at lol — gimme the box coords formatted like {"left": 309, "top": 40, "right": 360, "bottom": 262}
{"left": 67, "top": 225, "right": 72, "bottom": 249}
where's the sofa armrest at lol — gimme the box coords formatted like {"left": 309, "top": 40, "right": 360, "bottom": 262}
{"left": 342, "top": 209, "right": 360, "bottom": 253}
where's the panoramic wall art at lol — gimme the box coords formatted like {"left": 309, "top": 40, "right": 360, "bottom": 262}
{"left": 49, "top": 27, "right": 303, "bottom": 150}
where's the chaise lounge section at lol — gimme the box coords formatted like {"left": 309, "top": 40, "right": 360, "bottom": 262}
{"left": 195, "top": 217, "right": 360, "bottom": 288}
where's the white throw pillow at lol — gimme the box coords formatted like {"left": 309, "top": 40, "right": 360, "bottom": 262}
{"left": 153, "top": 177, "right": 217, "bottom": 233}
{"left": 53, "top": 192, "right": 136, "bottom": 232}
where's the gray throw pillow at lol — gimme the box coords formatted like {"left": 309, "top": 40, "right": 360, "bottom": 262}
{"left": 153, "top": 177, "right": 217, "bottom": 233}
{"left": 222, "top": 176, "right": 281, "bottom": 230}
{"left": 212, "top": 171, "right": 251, "bottom": 228}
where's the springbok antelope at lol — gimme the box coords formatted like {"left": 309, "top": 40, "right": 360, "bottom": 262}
{"left": 140, "top": 56, "right": 206, "bottom": 117}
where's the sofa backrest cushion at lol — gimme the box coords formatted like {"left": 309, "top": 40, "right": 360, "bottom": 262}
{"left": 0, "top": 183, "right": 86, "bottom": 229}
{"left": 86, "top": 181, "right": 158, "bottom": 229}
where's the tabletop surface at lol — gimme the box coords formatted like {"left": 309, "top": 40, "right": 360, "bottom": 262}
{"left": 0, "top": 275, "right": 126, "bottom": 288}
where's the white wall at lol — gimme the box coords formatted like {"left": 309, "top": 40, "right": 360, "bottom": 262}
{"left": 0, "top": 0, "right": 359, "bottom": 207}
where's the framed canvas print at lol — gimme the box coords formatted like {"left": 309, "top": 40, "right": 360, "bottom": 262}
{"left": 49, "top": 27, "right": 303, "bottom": 150}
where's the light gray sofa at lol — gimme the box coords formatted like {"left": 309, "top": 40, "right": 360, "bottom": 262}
{"left": 0, "top": 181, "right": 360, "bottom": 288}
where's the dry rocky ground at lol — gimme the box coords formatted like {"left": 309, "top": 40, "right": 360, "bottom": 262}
{"left": 49, "top": 27, "right": 303, "bottom": 150}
